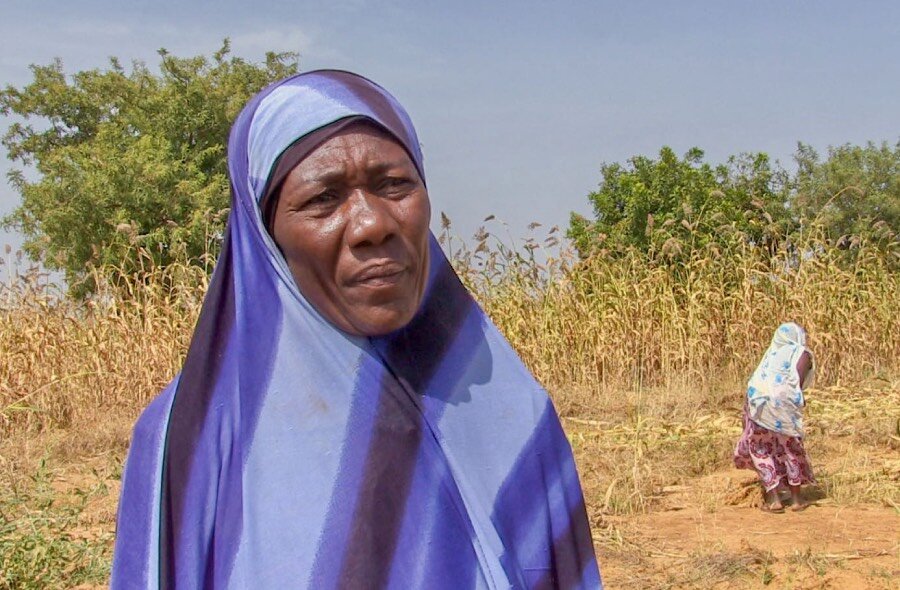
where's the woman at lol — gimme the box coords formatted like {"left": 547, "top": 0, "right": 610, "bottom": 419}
{"left": 111, "top": 70, "right": 601, "bottom": 589}
{"left": 734, "top": 322, "right": 816, "bottom": 513}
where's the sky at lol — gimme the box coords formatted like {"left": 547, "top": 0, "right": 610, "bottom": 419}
{"left": 1, "top": 0, "right": 899, "bottom": 264}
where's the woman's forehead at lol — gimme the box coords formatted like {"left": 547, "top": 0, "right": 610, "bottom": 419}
{"left": 245, "top": 73, "right": 423, "bottom": 200}
{"left": 287, "top": 127, "right": 417, "bottom": 185}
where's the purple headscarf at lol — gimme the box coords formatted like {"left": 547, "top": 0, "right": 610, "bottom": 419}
{"left": 111, "top": 70, "right": 601, "bottom": 589}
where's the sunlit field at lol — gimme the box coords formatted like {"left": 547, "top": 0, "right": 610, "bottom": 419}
{"left": 2, "top": 227, "right": 898, "bottom": 589}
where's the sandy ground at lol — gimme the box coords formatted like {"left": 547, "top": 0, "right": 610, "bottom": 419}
{"left": 597, "top": 469, "right": 899, "bottom": 589}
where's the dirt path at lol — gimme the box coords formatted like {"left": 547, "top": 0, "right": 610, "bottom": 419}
{"left": 597, "top": 471, "right": 899, "bottom": 589}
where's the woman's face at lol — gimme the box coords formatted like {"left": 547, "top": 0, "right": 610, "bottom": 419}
{"left": 272, "top": 122, "right": 431, "bottom": 336}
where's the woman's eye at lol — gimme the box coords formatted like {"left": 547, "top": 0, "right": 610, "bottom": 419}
{"left": 303, "top": 191, "right": 338, "bottom": 208}
{"left": 380, "top": 177, "right": 412, "bottom": 194}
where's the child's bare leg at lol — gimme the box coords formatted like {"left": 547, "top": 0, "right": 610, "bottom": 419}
{"left": 762, "top": 485, "right": 783, "bottom": 512}
{"left": 789, "top": 485, "right": 807, "bottom": 511}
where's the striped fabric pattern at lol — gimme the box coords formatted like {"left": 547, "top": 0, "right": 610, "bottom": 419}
{"left": 111, "top": 70, "right": 601, "bottom": 589}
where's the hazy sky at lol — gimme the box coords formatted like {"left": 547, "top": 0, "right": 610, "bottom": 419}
{"left": 2, "top": 0, "right": 898, "bottom": 256}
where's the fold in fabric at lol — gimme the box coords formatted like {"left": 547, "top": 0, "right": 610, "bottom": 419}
{"left": 111, "top": 70, "right": 602, "bottom": 589}
{"left": 746, "top": 322, "right": 814, "bottom": 437}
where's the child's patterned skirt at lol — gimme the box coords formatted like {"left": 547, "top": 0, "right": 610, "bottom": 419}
{"left": 734, "top": 409, "right": 815, "bottom": 491}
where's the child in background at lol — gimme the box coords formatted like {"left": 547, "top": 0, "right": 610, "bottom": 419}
{"left": 734, "top": 322, "right": 816, "bottom": 512}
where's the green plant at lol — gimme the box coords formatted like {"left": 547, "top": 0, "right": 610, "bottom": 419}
{"left": 0, "top": 459, "right": 113, "bottom": 589}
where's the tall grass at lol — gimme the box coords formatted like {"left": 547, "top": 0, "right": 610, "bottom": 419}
{"left": 2, "top": 227, "right": 898, "bottom": 433}
{"left": 0, "top": 251, "right": 207, "bottom": 433}
{"left": 447, "top": 225, "right": 900, "bottom": 399}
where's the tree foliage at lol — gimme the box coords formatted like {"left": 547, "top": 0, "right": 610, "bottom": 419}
{"left": 569, "top": 142, "right": 900, "bottom": 258}
{"left": 568, "top": 147, "right": 792, "bottom": 258}
{"left": 1, "top": 41, "right": 298, "bottom": 294}
{"left": 792, "top": 141, "right": 900, "bottom": 242}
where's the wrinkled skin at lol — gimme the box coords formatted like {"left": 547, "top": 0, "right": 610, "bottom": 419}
{"left": 272, "top": 122, "right": 431, "bottom": 336}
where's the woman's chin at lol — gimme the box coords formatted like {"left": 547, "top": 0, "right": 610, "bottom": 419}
{"left": 342, "top": 303, "right": 419, "bottom": 337}
{"left": 335, "top": 281, "right": 424, "bottom": 336}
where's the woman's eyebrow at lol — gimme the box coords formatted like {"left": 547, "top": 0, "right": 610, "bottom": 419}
{"left": 293, "top": 158, "right": 412, "bottom": 186}
{"left": 290, "top": 166, "right": 348, "bottom": 186}
{"left": 366, "top": 158, "right": 416, "bottom": 176}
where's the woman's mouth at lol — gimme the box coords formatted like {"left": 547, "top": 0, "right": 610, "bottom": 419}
{"left": 349, "top": 262, "right": 407, "bottom": 287}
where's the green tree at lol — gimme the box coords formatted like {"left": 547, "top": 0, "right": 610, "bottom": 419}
{"left": 1, "top": 41, "right": 298, "bottom": 294}
{"left": 567, "top": 146, "right": 791, "bottom": 258}
{"left": 792, "top": 141, "right": 900, "bottom": 243}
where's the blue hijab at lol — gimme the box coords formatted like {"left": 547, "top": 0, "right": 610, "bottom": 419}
{"left": 111, "top": 70, "right": 601, "bottom": 590}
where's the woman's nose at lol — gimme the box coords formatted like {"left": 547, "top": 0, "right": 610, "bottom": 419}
{"left": 346, "top": 190, "right": 399, "bottom": 248}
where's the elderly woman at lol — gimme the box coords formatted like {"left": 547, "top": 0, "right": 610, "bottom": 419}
{"left": 111, "top": 71, "right": 601, "bottom": 589}
{"left": 734, "top": 322, "right": 816, "bottom": 513}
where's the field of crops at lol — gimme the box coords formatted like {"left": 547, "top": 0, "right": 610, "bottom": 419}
{"left": 1, "top": 231, "right": 898, "bottom": 588}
